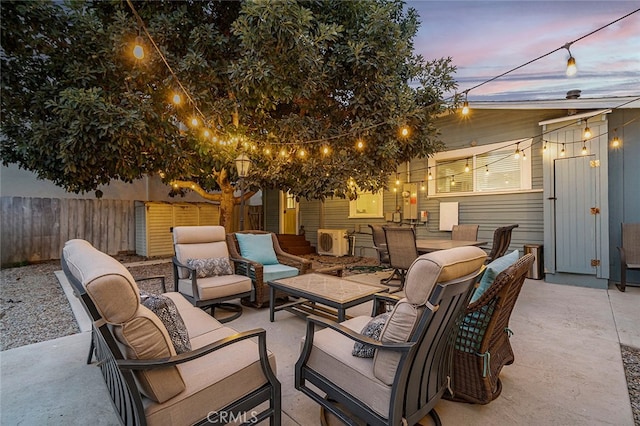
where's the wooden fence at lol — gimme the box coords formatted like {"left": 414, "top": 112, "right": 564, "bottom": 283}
{"left": 1, "top": 197, "right": 135, "bottom": 265}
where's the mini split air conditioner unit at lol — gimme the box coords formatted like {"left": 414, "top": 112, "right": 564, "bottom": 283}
{"left": 317, "top": 229, "right": 349, "bottom": 256}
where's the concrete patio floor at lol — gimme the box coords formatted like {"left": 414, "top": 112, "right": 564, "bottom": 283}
{"left": 1, "top": 271, "right": 638, "bottom": 425}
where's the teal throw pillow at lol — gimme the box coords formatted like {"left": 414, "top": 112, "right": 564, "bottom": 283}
{"left": 471, "top": 249, "right": 520, "bottom": 303}
{"left": 235, "top": 233, "right": 279, "bottom": 265}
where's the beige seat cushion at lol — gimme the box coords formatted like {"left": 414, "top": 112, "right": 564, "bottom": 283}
{"left": 144, "top": 326, "right": 277, "bottom": 426}
{"left": 177, "top": 274, "right": 252, "bottom": 300}
{"left": 305, "top": 316, "right": 392, "bottom": 419}
{"left": 374, "top": 246, "right": 487, "bottom": 385}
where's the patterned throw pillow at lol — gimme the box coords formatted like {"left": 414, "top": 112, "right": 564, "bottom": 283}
{"left": 352, "top": 312, "right": 391, "bottom": 358}
{"left": 186, "top": 257, "right": 234, "bottom": 278}
{"left": 140, "top": 292, "right": 191, "bottom": 354}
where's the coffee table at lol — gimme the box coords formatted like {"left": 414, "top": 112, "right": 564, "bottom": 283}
{"left": 268, "top": 273, "right": 388, "bottom": 322}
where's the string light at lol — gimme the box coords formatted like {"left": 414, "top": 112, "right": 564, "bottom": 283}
{"left": 172, "top": 93, "right": 182, "bottom": 105}
{"left": 395, "top": 174, "right": 401, "bottom": 186}
{"left": 427, "top": 168, "right": 433, "bottom": 180}
{"left": 322, "top": 146, "right": 330, "bottom": 155}
{"left": 461, "top": 91, "right": 470, "bottom": 116}
{"left": 485, "top": 166, "right": 489, "bottom": 176}
{"left": 420, "top": 181, "right": 426, "bottom": 191}
{"left": 190, "top": 116, "right": 199, "bottom": 127}
{"left": 400, "top": 126, "right": 410, "bottom": 137}
{"left": 543, "top": 141, "right": 548, "bottom": 152}
{"left": 581, "top": 143, "right": 588, "bottom": 155}
{"left": 451, "top": 175, "right": 456, "bottom": 186}
{"left": 611, "top": 128, "right": 621, "bottom": 148}
{"left": 133, "top": 36, "right": 145, "bottom": 59}
{"left": 514, "top": 143, "right": 521, "bottom": 160}
{"left": 564, "top": 43, "right": 577, "bottom": 76}
{"left": 464, "top": 159, "right": 470, "bottom": 173}
{"left": 583, "top": 120, "right": 592, "bottom": 139}
{"left": 560, "top": 143, "right": 566, "bottom": 157}
{"left": 356, "top": 139, "right": 365, "bottom": 150}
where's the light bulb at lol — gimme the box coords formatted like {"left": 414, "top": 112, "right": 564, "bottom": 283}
{"left": 543, "top": 143, "right": 548, "bottom": 152}
{"left": 522, "top": 151, "right": 527, "bottom": 161}
{"left": 611, "top": 136, "right": 620, "bottom": 148}
{"left": 583, "top": 126, "right": 591, "bottom": 139}
{"left": 428, "top": 171, "right": 433, "bottom": 180}
{"left": 485, "top": 166, "right": 489, "bottom": 176}
{"left": 203, "top": 129, "right": 210, "bottom": 138}
{"left": 464, "top": 161, "right": 470, "bottom": 173}
{"left": 560, "top": 144, "right": 566, "bottom": 157}
{"left": 400, "top": 127, "right": 409, "bottom": 137}
{"left": 264, "top": 147, "right": 271, "bottom": 155}
{"left": 299, "top": 149, "right": 306, "bottom": 158}
{"left": 190, "top": 117, "right": 199, "bottom": 127}
{"left": 172, "top": 93, "right": 181, "bottom": 105}
{"left": 514, "top": 148, "right": 520, "bottom": 160}
{"left": 566, "top": 56, "right": 577, "bottom": 76}
{"left": 395, "top": 178, "right": 400, "bottom": 185}
{"left": 420, "top": 181, "right": 426, "bottom": 191}
{"left": 133, "top": 36, "right": 144, "bottom": 59}
{"left": 280, "top": 149, "right": 287, "bottom": 157}
{"left": 461, "top": 100, "right": 469, "bottom": 115}
{"left": 356, "top": 139, "right": 364, "bottom": 150}
{"left": 322, "top": 146, "right": 330, "bottom": 155}
{"left": 581, "top": 145, "right": 588, "bottom": 155}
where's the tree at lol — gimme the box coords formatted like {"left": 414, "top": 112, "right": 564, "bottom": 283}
{"left": 1, "top": 0, "right": 458, "bottom": 230}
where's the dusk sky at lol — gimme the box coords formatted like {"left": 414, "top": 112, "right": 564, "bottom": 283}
{"left": 408, "top": 1, "right": 640, "bottom": 101}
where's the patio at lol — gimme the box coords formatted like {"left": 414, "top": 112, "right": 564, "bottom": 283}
{"left": 1, "top": 269, "right": 637, "bottom": 425}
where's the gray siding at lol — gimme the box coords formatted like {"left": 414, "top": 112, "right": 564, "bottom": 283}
{"left": 608, "top": 109, "right": 640, "bottom": 284}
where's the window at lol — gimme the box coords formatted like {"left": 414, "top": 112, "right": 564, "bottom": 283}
{"left": 349, "top": 189, "right": 384, "bottom": 218}
{"left": 428, "top": 140, "right": 532, "bottom": 196}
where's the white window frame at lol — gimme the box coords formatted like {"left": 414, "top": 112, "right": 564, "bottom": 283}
{"left": 349, "top": 189, "right": 384, "bottom": 218}
{"left": 427, "top": 139, "right": 532, "bottom": 197}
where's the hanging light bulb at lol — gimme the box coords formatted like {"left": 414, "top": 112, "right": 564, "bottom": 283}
{"left": 464, "top": 159, "right": 470, "bottom": 173}
{"left": 264, "top": 147, "right": 271, "bottom": 155}
{"left": 400, "top": 126, "right": 410, "bottom": 137}
{"left": 564, "top": 43, "right": 577, "bottom": 76}
{"left": 581, "top": 143, "right": 588, "bottom": 155}
{"left": 133, "top": 36, "right": 145, "bottom": 59}
{"left": 172, "top": 93, "right": 182, "bottom": 105}
{"left": 280, "top": 148, "right": 288, "bottom": 158}
{"left": 356, "top": 139, "right": 365, "bottom": 150}
{"left": 485, "top": 166, "right": 489, "bottom": 176}
{"left": 611, "top": 128, "right": 621, "bottom": 148}
{"left": 560, "top": 144, "right": 566, "bottom": 157}
{"left": 428, "top": 168, "right": 433, "bottom": 180}
{"left": 583, "top": 124, "right": 592, "bottom": 139}
{"left": 543, "top": 142, "right": 548, "bottom": 153}
{"left": 298, "top": 149, "right": 306, "bottom": 158}
{"left": 202, "top": 129, "right": 210, "bottom": 138}
{"left": 322, "top": 146, "right": 330, "bottom": 155}
{"left": 522, "top": 150, "right": 527, "bottom": 161}
{"left": 190, "top": 116, "right": 199, "bottom": 127}
{"left": 395, "top": 174, "right": 400, "bottom": 186}
{"left": 514, "top": 143, "right": 520, "bottom": 160}
{"left": 451, "top": 175, "right": 456, "bottom": 186}
{"left": 420, "top": 181, "right": 426, "bottom": 191}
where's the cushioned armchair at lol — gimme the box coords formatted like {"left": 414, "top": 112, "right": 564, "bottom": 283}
{"left": 447, "top": 252, "right": 534, "bottom": 404}
{"left": 61, "top": 239, "right": 281, "bottom": 426}
{"left": 227, "top": 230, "right": 312, "bottom": 308}
{"left": 295, "top": 246, "right": 487, "bottom": 425}
{"left": 172, "top": 226, "right": 253, "bottom": 322}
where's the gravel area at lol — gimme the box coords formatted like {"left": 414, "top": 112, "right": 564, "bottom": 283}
{"left": 1, "top": 255, "right": 638, "bottom": 423}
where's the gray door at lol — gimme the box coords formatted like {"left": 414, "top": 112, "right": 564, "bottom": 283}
{"left": 554, "top": 155, "right": 596, "bottom": 274}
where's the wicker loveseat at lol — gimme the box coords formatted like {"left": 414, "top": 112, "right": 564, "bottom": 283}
{"left": 226, "top": 230, "right": 312, "bottom": 308}
{"left": 61, "top": 239, "right": 281, "bottom": 426}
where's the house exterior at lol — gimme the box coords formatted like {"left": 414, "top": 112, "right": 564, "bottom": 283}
{"left": 264, "top": 96, "right": 640, "bottom": 289}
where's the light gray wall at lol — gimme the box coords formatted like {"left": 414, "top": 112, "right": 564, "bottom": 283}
{"left": 608, "top": 109, "right": 640, "bottom": 284}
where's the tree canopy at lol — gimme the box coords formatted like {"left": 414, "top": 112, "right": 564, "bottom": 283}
{"left": 1, "top": 0, "right": 457, "bottom": 221}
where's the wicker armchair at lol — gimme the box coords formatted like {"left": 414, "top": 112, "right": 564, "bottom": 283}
{"left": 227, "top": 230, "right": 312, "bottom": 308}
{"left": 486, "top": 224, "right": 519, "bottom": 262}
{"left": 447, "top": 253, "right": 534, "bottom": 404}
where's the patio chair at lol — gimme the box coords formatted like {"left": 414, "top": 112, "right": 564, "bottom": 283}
{"left": 616, "top": 223, "right": 640, "bottom": 292}
{"left": 452, "top": 224, "right": 479, "bottom": 241}
{"left": 172, "top": 226, "right": 253, "bottom": 322}
{"left": 486, "top": 224, "right": 519, "bottom": 263}
{"left": 383, "top": 226, "right": 419, "bottom": 290}
{"left": 227, "top": 230, "right": 312, "bottom": 308}
{"left": 295, "top": 246, "right": 487, "bottom": 426}
{"left": 446, "top": 252, "right": 534, "bottom": 404}
{"left": 368, "top": 224, "right": 400, "bottom": 285}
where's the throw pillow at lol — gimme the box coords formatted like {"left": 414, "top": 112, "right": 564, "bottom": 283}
{"left": 352, "top": 312, "right": 391, "bottom": 358}
{"left": 471, "top": 249, "right": 520, "bottom": 303}
{"left": 186, "top": 257, "right": 233, "bottom": 278}
{"left": 140, "top": 291, "right": 191, "bottom": 354}
{"left": 235, "top": 233, "right": 279, "bottom": 265}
